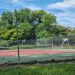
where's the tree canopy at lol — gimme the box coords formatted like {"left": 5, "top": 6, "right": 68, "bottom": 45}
{"left": 0, "top": 8, "right": 74, "bottom": 41}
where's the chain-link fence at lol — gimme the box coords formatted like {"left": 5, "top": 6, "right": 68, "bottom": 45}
{"left": 0, "top": 35, "right": 75, "bottom": 50}
{"left": 0, "top": 35, "right": 75, "bottom": 64}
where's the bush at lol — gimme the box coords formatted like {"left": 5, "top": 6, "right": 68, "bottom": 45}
{"left": 10, "top": 44, "right": 37, "bottom": 49}
{"left": 0, "top": 40, "right": 9, "bottom": 49}
{"left": 0, "top": 40, "right": 8, "bottom": 47}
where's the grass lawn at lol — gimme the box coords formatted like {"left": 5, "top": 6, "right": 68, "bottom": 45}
{"left": 0, "top": 63, "right": 75, "bottom": 75}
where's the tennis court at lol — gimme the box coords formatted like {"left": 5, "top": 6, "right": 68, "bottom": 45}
{"left": 0, "top": 49, "right": 75, "bottom": 56}
{"left": 0, "top": 49, "right": 75, "bottom": 64}
{"left": 0, "top": 34, "right": 75, "bottom": 64}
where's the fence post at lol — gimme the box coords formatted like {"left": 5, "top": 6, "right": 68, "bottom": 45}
{"left": 52, "top": 37, "right": 54, "bottom": 49}
{"left": 68, "top": 35, "right": 70, "bottom": 49}
{"left": 15, "top": 9, "right": 20, "bottom": 63}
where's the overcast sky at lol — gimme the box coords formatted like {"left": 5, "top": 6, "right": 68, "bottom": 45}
{"left": 0, "top": 0, "right": 75, "bottom": 27}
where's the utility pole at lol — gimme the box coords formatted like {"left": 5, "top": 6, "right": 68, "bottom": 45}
{"left": 15, "top": 9, "right": 20, "bottom": 63}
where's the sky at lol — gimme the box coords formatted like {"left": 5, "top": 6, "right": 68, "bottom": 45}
{"left": 0, "top": 0, "right": 75, "bottom": 28}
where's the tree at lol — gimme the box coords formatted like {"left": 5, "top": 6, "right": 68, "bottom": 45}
{"left": 19, "top": 21, "right": 33, "bottom": 39}
{"left": 14, "top": 8, "right": 31, "bottom": 23}
{"left": 0, "top": 8, "right": 74, "bottom": 41}
{"left": 36, "top": 13, "right": 57, "bottom": 38}
{"left": 30, "top": 10, "right": 46, "bottom": 25}
{"left": 1, "top": 11, "right": 13, "bottom": 25}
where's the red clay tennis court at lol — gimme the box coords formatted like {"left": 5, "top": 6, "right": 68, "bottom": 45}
{"left": 0, "top": 49, "right": 75, "bottom": 57}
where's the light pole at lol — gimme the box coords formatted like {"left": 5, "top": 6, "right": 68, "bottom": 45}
{"left": 15, "top": 9, "right": 20, "bottom": 63}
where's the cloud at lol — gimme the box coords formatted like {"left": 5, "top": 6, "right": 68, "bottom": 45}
{"left": 25, "top": 5, "right": 42, "bottom": 10}
{"left": 46, "top": 0, "right": 75, "bottom": 27}
{"left": 0, "top": 0, "right": 41, "bottom": 11}
{"left": 55, "top": 11, "right": 75, "bottom": 27}
{"left": 47, "top": 0, "right": 75, "bottom": 10}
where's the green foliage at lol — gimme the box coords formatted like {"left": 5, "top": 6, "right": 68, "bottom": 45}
{"left": 0, "top": 64, "right": 75, "bottom": 75}
{"left": 69, "top": 34, "right": 75, "bottom": 44}
{"left": 0, "top": 40, "right": 8, "bottom": 47}
{"left": 3, "top": 29, "right": 16, "bottom": 41}
{"left": 19, "top": 22, "right": 33, "bottom": 39}
{"left": 1, "top": 11, "right": 13, "bottom": 25}
{"left": 0, "top": 8, "right": 74, "bottom": 41}
{"left": 10, "top": 44, "right": 37, "bottom": 49}
{"left": 36, "top": 22, "right": 55, "bottom": 38}
{"left": 16, "top": 8, "right": 31, "bottom": 23}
